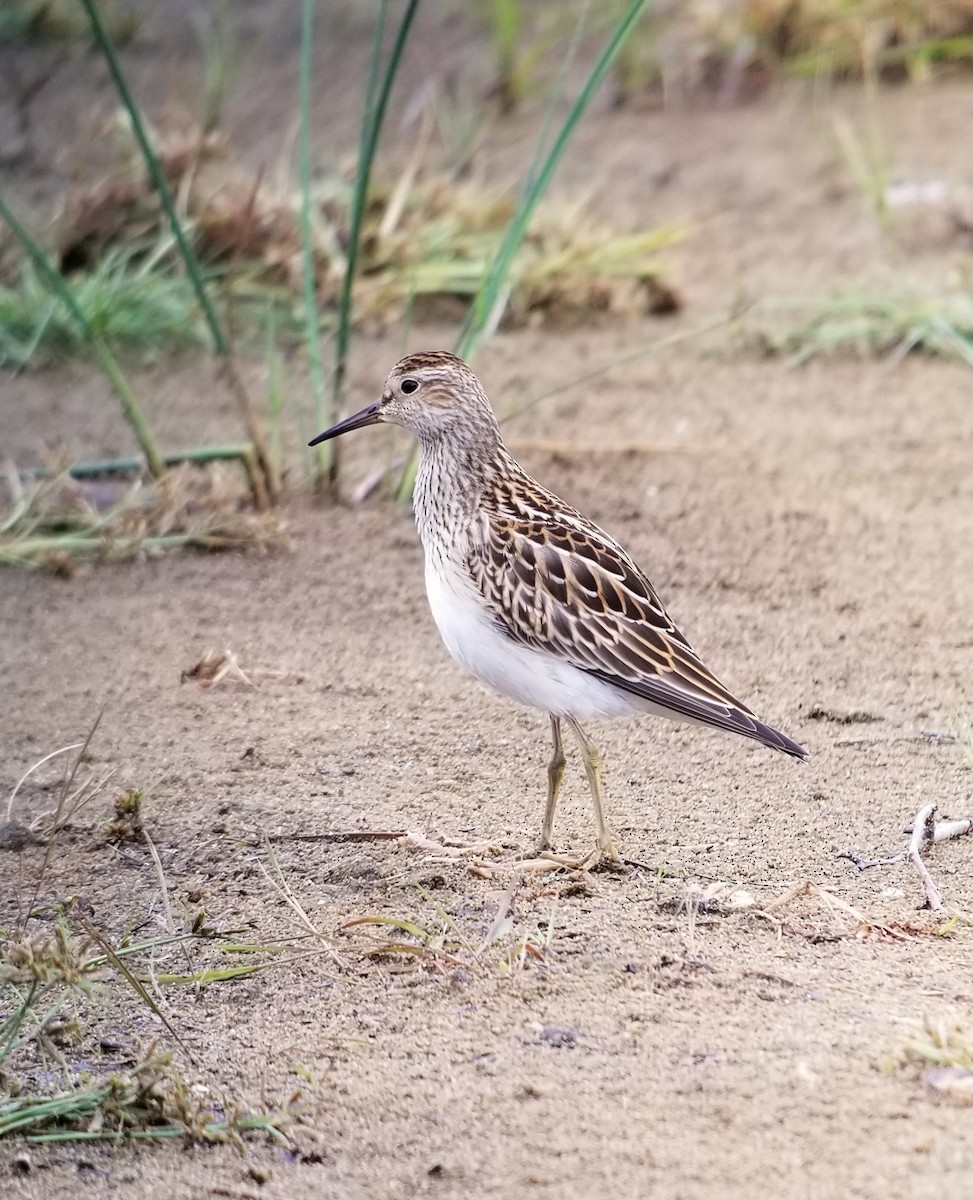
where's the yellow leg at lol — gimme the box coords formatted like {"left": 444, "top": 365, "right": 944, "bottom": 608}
{"left": 538, "top": 716, "right": 566, "bottom": 852}
{"left": 565, "top": 717, "right": 618, "bottom": 863}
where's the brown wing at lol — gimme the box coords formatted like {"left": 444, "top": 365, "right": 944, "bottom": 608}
{"left": 469, "top": 486, "right": 805, "bottom": 758}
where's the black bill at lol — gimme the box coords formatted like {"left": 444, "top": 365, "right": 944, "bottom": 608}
{"left": 308, "top": 400, "right": 381, "bottom": 446}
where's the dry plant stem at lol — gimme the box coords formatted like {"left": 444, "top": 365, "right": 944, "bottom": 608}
{"left": 909, "top": 804, "right": 944, "bottom": 911}
{"left": 264, "top": 830, "right": 406, "bottom": 843}
{"left": 839, "top": 802, "right": 973, "bottom": 911}
{"left": 221, "top": 358, "right": 275, "bottom": 508}
{"left": 760, "top": 879, "right": 905, "bottom": 939}
{"left": 24, "top": 715, "right": 102, "bottom": 926}
{"left": 5, "top": 742, "right": 82, "bottom": 823}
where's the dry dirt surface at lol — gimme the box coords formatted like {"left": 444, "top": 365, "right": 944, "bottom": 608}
{"left": 3, "top": 7, "right": 973, "bottom": 1200}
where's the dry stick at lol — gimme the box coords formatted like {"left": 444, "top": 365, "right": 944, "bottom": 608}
{"left": 221, "top": 358, "right": 273, "bottom": 510}
{"left": 931, "top": 817, "right": 973, "bottom": 843}
{"left": 838, "top": 802, "right": 973, "bottom": 911}
{"left": 908, "top": 803, "right": 944, "bottom": 912}
{"left": 263, "top": 830, "right": 406, "bottom": 844}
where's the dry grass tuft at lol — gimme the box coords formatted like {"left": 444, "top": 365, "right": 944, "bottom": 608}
{"left": 341, "top": 883, "right": 557, "bottom": 975}
{"left": 893, "top": 1015, "right": 973, "bottom": 1107}
{"left": 617, "top": 0, "right": 973, "bottom": 103}
{"left": 1, "top": 733, "right": 325, "bottom": 1145}
{"left": 37, "top": 112, "right": 681, "bottom": 340}
{"left": 0, "top": 462, "right": 289, "bottom": 571}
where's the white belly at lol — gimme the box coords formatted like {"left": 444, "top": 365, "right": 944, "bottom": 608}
{"left": 424, "top": 558, "right": 641, "bottom": 720}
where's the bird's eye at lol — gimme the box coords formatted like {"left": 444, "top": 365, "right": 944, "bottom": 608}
{"left": 400, "top": 378, "right": 420, "bottom": 395}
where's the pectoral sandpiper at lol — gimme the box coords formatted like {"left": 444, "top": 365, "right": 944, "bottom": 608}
{"left": 310, "top": 351, "right": 806, "bottom": 869}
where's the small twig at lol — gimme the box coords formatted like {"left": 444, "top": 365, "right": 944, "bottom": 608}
{"left": 931, "top": 817, "right": 973, "bottom": 844}
{"left": 262, "top": 830, "right": 407, "bottom": 844}
{"left": 839, "top": 803, "right": 973, "bottom": 911}
{"left": 908, "top": 803, "right": 944, "bottom": 911}
{"left": 837, "top": 849, "right": 906, "bottom": 871}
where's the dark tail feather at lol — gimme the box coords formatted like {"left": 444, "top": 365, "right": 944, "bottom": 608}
{"left": 586, "top": 668, "right": 807, "bottom": 760}
{"left": 747, "top": 715, "right": 807, "bottom": 760}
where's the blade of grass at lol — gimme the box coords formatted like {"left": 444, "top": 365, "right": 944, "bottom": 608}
{"left": 0, "top": 197, "right": 166, "bottom": 480}
{"left": 299, "top": 0, "right": 333, "bottom": 487}
{"left": 77, "top": 0, "right": 222, "bottom": 351}
{"left": 79, "top": 918, "right": 194, "bottom": 1062}
{"left": 23, "top": 713, "right": 103, "bottom": 926}
{"left": 456, "top": 0, "right": 649, "bottom": 359}
{"left": 331, "top": 0, "right": 421, "bottom": 442}
{"left": 395, "top": 0, "right": 650, "bottom": 500}
{"left": 78, "top": 0, "right": 278, "bottom": 505}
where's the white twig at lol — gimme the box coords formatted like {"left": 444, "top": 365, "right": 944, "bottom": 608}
{"left": 931, "top": 817, "right": 973, "bottom": 844}
{"left": 839, "top": 802, "right": 973, "bottom": 911}
{"left": 908, "top": 803, "right": 944, "bottom": 912}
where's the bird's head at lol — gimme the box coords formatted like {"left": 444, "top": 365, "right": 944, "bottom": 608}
{"left": 308, "top": 351, "right": 499, "bottom": 451}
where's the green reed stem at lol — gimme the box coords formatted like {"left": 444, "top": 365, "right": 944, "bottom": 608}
{"left": 394, "top": 0, "right": 650, "bottom": 502}
{"left": 331, "top": 0, "right": 420, "bottom": 436}
{"left": 78, "top": 0, "right": 278, "bottom": 503}
{"left": 0, "top": 195, "right": 166, "bottom": 480}
{"left": 78, "top": 0, "right": 223, "bottom": 352}
{"left": 456, "top": 0, "right": 648, "bottom": 359}
{"left": 299, "top": 0, "right": 332, "bottom": 485}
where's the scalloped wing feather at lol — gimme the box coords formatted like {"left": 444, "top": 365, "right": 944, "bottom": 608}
{"left": 470, "top": 481, "right": 806, "bottom": 759}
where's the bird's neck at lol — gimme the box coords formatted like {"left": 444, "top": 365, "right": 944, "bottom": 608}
{"left": 412, "top": 425, "right": 507, "bottom": 553}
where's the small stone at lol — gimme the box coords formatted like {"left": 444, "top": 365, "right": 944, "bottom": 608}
{"left": 540, "top": 1024, "right": 579, "bottom": 1048}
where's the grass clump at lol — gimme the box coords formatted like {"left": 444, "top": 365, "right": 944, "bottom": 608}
{"left": 1, "top": 735, "right": 322, "bottom": 1144}
{"left": 892, "top": 1014, "right": 973, "bottom": 1107}
{"left": 1, "top": 1044, "right": 304, "bottom": 1144}
{"left": 0, "top": 246, "right": 205, "bottom": 369}
{"left": 0, "top": 905, "right": 305, "bottom": 1140}
{"left": 0, "top": 464, "right": 288, "bottom": 573}
{"left": 356, "top": 176, "right": 681, "bottom": 329}
{"left": 24, "top": 131, "right": 680, "bottom": 346}
{"left": 754, "top": 289, "right": 973, "bottom": 366}
{"left": 897, "top": 1015, "right": 973, "bottom": 1073}
{"left": 0, "top": 0, "right": 135, "bottom": 44}
{"left": 0, "top": 918, "right": 310, "bottom": 1144}
{"left": 613, "top": 0, "right": 973, "bottom": 103}
{"left": 342, "top": 885, "right": 556, "bottom": 975}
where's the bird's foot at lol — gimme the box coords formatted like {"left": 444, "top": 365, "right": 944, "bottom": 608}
{"left": 517, "top": 840, "right": 626, "bottom": 874}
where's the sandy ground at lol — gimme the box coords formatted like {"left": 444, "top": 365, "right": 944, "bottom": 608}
{"left": 3, "top": 6, "right": 973, "bottom": 1199}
